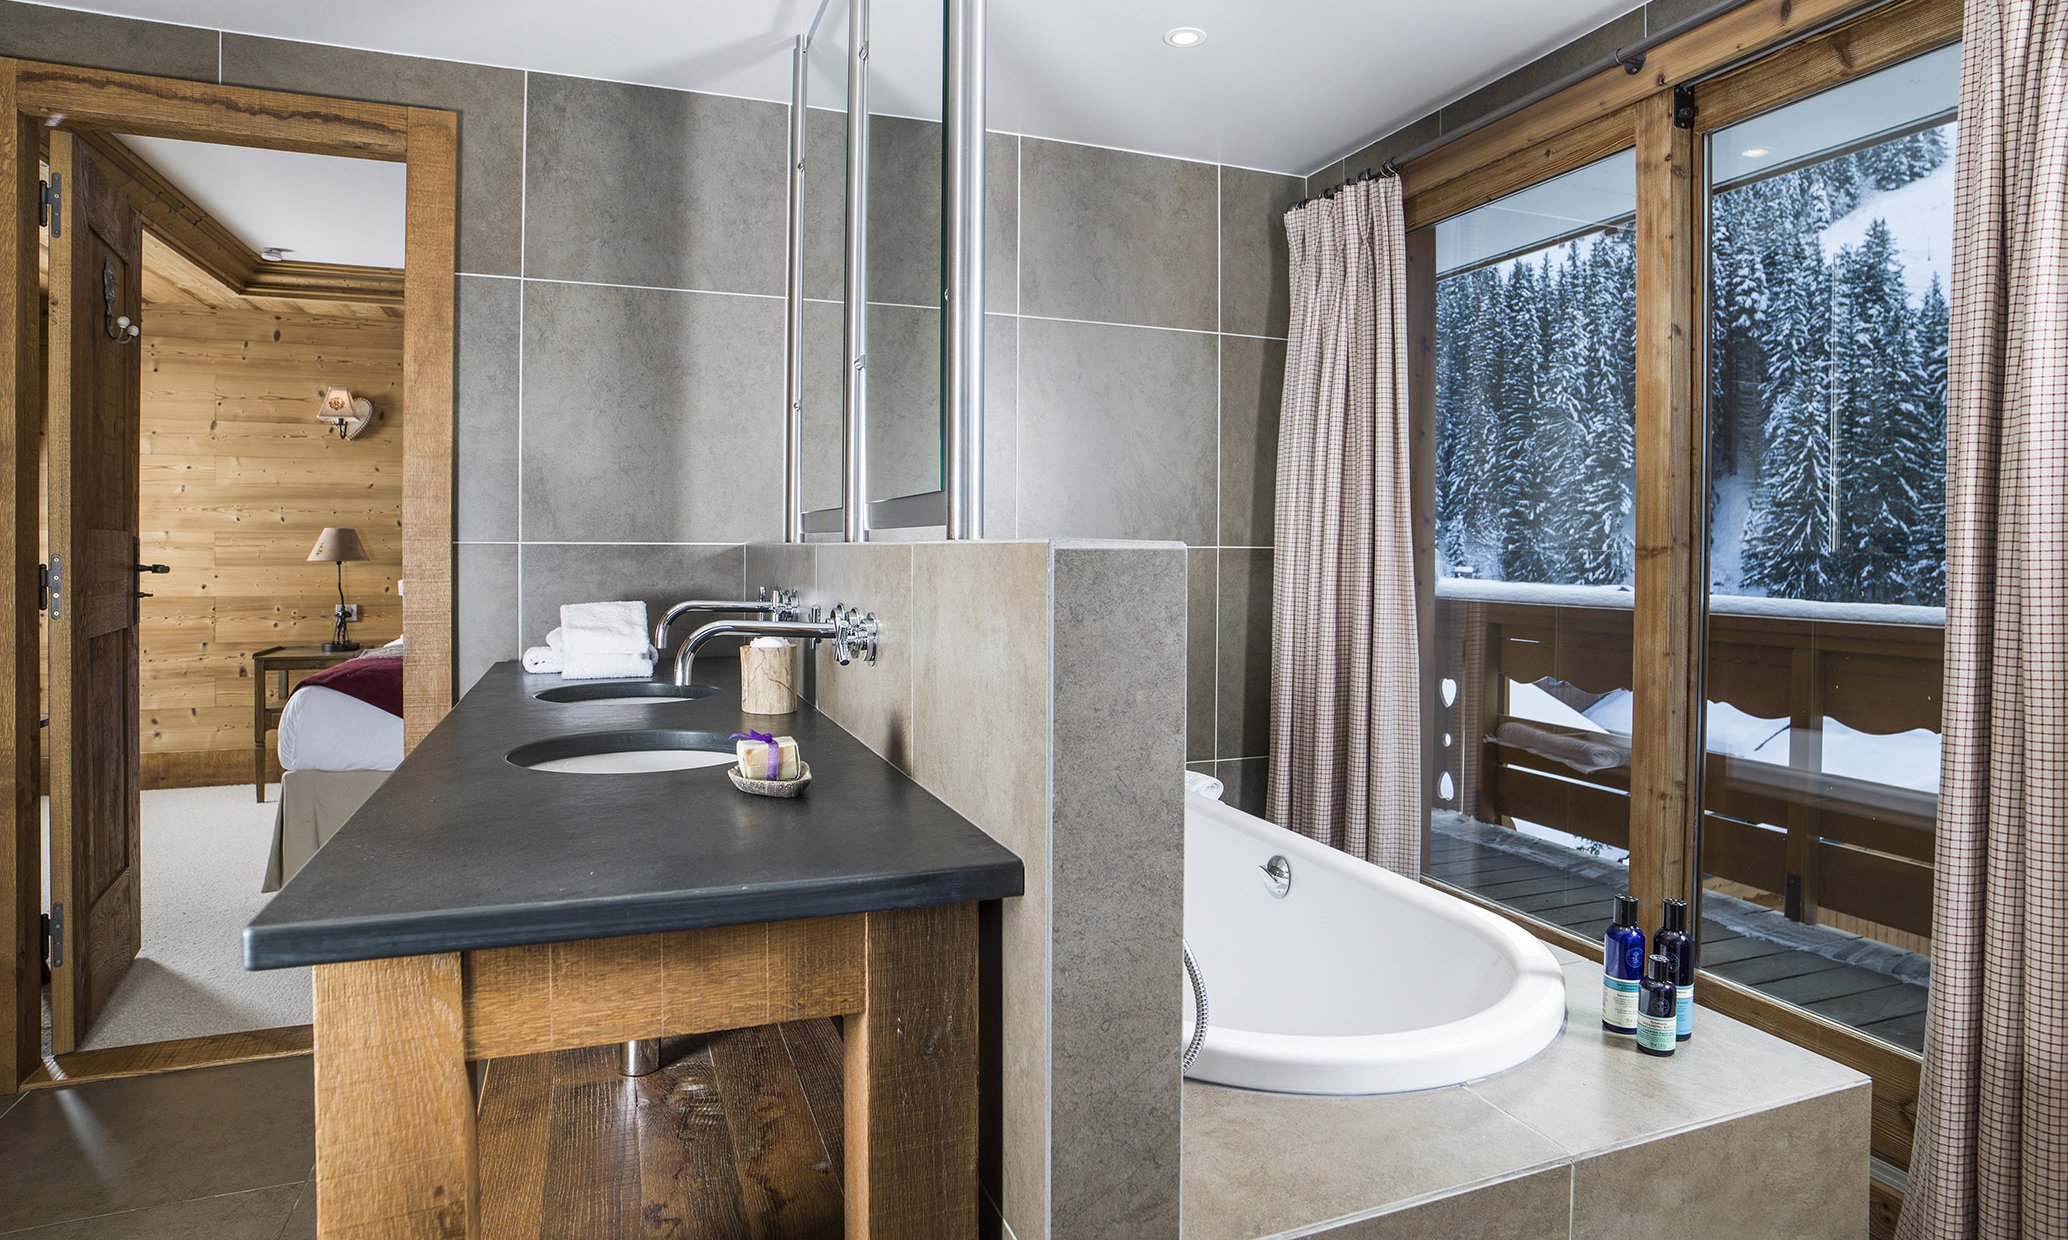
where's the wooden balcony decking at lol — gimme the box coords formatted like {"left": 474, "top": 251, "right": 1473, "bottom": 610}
{"left": 1427, "top": 820, "right": 1929, "bottom": 1053}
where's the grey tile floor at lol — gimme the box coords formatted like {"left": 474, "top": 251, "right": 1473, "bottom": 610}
{"left": 0, "top": 1057, "right": 315, "bottom": 1239}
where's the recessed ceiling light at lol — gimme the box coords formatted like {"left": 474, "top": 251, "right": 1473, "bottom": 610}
{"left": 1163, "top": 26, "right": 1207, "bottom": 48}
{"left": 1741, "top": 146, "right": 1772, "bottom": 158}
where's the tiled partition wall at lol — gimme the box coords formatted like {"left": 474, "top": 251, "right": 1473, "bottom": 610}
{"left": 747, "top": 538, "right": 1187, "bottom": 1240}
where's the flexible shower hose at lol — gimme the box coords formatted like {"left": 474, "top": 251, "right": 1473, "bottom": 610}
{"left": 1182, "top": 942, "right": 1208, "bottom": 1072}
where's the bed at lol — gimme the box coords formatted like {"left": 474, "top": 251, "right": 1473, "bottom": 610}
{"left": 263, "top": 644, "right": 406, "bottom": 891}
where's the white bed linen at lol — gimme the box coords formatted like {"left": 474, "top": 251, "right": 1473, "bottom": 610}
{"left": 277, "top": 684, "right": 404, "bottom": 772}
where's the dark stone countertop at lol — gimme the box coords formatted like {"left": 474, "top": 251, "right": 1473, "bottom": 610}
{"left": 243, "top": 660, "right": 1024, "bottom": 970}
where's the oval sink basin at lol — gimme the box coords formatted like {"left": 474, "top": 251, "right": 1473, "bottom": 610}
{"left": 533, "top": 681, "right": 718, "bottom": 706}
{"left": 508, "top": 729, "right": 739, "bottom": 775}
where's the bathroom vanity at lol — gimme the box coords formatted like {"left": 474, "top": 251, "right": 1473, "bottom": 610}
{"left": 245, "top": 661, "right": 1024, "bottom": 1238}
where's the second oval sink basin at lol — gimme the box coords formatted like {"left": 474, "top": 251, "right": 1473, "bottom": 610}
{"left": 508, "top": 729, "right": 739, "bottom": 775}
{"left": 533, "top": 681, "right": 718, "bottom": 705}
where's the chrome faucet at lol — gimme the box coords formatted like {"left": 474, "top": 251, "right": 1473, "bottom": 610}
{"left": 652, "top": 587, "right": 802, "bottom": 651}
{"left": 672, "top": 605, "right": 877, "bottom": 687}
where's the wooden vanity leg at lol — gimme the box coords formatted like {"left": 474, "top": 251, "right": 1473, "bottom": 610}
{"left": 844, "top": 903, "right": 979, "bottom": 1239}
{"left": 312, "top": 953, "right": 479, "bottom": 1239}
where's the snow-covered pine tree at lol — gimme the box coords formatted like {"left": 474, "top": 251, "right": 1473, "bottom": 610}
{"left": 1538, "top": 243, "right": 1593, "bottom": 581}
{"left": 1570, "top": 231, "right": 1636, "bottom": 584}
{"left": 1831, "top": 221, "right": 1928, "bottom": 603}
{"left": 1434, "top": 274, "right": 1469, "bottom": 569}
{"left": 1911, "top": 275, "right": 1949, "bottom": 604}
{"left": 1743, "top": 241, "right": 1837, "bottom": 599}
{"left": 1496, "top": 261, "right": 1549, "bottom": 581}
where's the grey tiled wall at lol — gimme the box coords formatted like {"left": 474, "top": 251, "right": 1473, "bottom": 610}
{"left": 1306, "top": 0, "right": 1749, "bottom": 182}
{"left": 0, "top": 2, "right": 794, "bottom": 693}
{"left": 1, "top": 0, "right": 1290, "bottom": 801}
{"left": 995, "top": 142, "right": 1299, "bottom": 818}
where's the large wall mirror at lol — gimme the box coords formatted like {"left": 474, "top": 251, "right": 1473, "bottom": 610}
{"left": 799, "top": 0, "right": 955, "bottom": 536}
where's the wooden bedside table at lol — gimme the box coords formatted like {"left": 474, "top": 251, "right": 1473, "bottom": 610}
{"left": 251, "top": 645, "right": 358, "bottom": 801}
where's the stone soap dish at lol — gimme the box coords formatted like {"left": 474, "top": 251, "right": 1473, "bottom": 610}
{"left": 729, "top": 761, "right": 812, "bottom": 799}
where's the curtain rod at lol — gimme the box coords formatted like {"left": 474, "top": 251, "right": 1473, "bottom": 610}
{"left": 1292, "top": 0, "right": 1911, "bottom": 213}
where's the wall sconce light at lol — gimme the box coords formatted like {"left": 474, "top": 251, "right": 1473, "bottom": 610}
{"left": 317, "top": 386, "right": 376, "bottom": 440}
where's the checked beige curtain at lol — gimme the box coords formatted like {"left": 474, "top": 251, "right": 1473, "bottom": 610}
{"left": 1266, "top": 175, "right": 1421, "bottom": 876}
{"left": 1898, "top": 3, "right": 2068, "bottom": 1236}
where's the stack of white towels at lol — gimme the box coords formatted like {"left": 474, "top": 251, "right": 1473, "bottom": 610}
{"left": 523, "top": 601, "right": 658, "bottom": 680}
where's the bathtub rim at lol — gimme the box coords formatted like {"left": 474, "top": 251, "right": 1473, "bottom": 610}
{"left": 1184, "top": 791, "right": 1569, "bottom": 1095}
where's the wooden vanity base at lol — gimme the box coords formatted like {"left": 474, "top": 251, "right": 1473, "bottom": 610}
{"left": 310, "top": 904, "right": 978, "bottom": 1239}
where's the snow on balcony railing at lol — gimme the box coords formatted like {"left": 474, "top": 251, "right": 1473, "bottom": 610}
{"left": 1435, "top": 577, "right": 1946, "bottom": 628}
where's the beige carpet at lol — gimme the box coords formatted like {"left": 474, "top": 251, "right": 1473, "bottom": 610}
{"left": 41, "top": 784, "right": 312, "bottom": 1052}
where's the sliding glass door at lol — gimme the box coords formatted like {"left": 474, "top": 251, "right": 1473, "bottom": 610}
{"left": 1424, "top": 150, "right": 1639, "bottom": 941}
{"left": 1697, "top": 44, "right": 1959, "bottom": 1055}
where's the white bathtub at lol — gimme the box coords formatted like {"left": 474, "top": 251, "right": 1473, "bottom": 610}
{"left": 1183, "top": 791, "right": 1566, "bottom": 1094}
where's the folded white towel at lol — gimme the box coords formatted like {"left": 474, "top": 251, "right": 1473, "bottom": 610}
{"left": 559, "top": 649, "right": 656, "bottom": 681}
{"left": 523, "top": 645, "right": 562, "bottom": 674}
{"left": 559, "top": 601, "right": 651, "bottom": 656}
{"left": 545, "top": 626, "right": 565, "bottom": 651}
{"left": 1184, "top": 770, "right": 1226, "bottom": 801}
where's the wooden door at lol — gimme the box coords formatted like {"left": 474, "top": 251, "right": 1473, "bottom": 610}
{"left": 45, "top": 130, "right": 144, "bottom": 1054}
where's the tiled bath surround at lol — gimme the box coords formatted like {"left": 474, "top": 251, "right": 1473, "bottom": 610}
{"left": 747, "top": 539, "right": 1188, "bottom": 1240}
{"left": 1183, "top": 948, "right": 1870, "bottom": 1240}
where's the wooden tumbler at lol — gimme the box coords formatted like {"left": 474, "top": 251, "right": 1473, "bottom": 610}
{"left": 739, "top": 639, "right": 799, "bottom": 715}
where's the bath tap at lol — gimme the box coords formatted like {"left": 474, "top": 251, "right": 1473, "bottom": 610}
{"left": 652, "top": 587, "right": 803, "bottom": 650}
{"left": 672, "top": 605, "right": 877, "bottom": 687}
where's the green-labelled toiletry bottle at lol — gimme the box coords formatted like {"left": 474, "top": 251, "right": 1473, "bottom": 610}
{"left": 1654, "top": 898, "right": 1695, "bottom": 1042}
{"left": 1638, "top": 953, "right": 1679, "bottom": 1057}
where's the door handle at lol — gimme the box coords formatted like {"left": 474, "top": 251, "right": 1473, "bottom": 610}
{"left": 134, "top": 563, "right": 169, "bottom": 575}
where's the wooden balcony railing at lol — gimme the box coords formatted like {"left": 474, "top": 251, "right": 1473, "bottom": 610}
{"left": 1433, "top": 589, "right": 1942, "bottom": 939}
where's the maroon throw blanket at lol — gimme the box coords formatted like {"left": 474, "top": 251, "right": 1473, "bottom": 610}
{"left": 294, "top": 655, "right": 404, "bottom": 717}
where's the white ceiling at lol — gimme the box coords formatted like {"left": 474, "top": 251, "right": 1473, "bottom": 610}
{"left": 41, "top": 0, "right": 1645, "bottom": 174}
{"left": 121, "top": 135, "right": 407, "bottom": 268}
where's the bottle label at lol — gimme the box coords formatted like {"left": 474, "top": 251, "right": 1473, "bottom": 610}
{"left": 1676, "top": 983, "right": 1694, "bottom": 1039}
{"left": 1602, "top": 976, "right": 1640, "bottom": 1033}
{"left": 1639, "top": 1010, "right": 1677, "bottom": 1053}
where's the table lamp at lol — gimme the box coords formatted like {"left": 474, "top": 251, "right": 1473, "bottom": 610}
{"left": 308, "top": 527, "right": 370, "bottom": 652}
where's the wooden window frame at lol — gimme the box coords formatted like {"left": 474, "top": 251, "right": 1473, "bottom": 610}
{"left": 1402, "top": 0, "right": 1963, "bottom": 1193}
{"left": 0, "top": 57, "right": 459, "bottom": 1092}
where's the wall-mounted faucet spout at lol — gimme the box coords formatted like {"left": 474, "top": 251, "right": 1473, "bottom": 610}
{"left": 653, "top": 588, "right": 802, "bottom": 651}
{"left": 672, "top": 605, "right": 877, "bottom": 687}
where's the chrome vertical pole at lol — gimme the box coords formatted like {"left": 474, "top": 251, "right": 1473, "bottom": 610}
{"left": 841, "top": 0, "right": 871, "bottom": 543}
{"left": 944, "top": 0, "right": 986, "bottom": 539}
{"left": 783, "top": 35, "right": 809, "bottom": 544}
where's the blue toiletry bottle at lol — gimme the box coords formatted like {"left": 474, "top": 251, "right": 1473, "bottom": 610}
{"left": 1637, "top": 953, "right": 1678, "bottom": 1057}
{"left": 1602, "top": 894, "right": 1645, "bottom": 1036}
{"left": 1655, "top": 898, "right": 1695, "bottom": 1042}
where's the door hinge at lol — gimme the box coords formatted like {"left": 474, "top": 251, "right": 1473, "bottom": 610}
{"left": 47, "top": 554, "right": 60, "bottom": 618}
{"left": 46, "top": 904, "right": 62, "bottom": 968}
{"left": 39, "top": 174, "right": 60, "bottom": 237}
{"left": 1672, "top": 84, "right": 1698, "bottom": 130}
{"left": 37, "top": 562, "right": 49, "bottom": 612}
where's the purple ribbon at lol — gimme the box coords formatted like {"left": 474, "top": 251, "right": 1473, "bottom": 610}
{"left": 731, "top": 730, "right": 781, "bottom": 779}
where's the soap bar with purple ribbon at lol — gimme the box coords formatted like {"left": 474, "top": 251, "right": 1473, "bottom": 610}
{"left": 731, "top": 730, "right": 802, "bottom": 782}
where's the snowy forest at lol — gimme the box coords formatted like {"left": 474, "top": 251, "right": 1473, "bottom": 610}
{"left": 1434, "top": 125, "right": 1953, "bottom": 607}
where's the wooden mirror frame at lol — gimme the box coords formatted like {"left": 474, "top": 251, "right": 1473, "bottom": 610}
{"left": 0, "top": 57, "right": 458, "bottom": 1092}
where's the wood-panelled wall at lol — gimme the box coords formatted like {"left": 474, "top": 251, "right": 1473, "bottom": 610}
{"left": 137, "top": 302, "right": 402, "bottom": 786}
